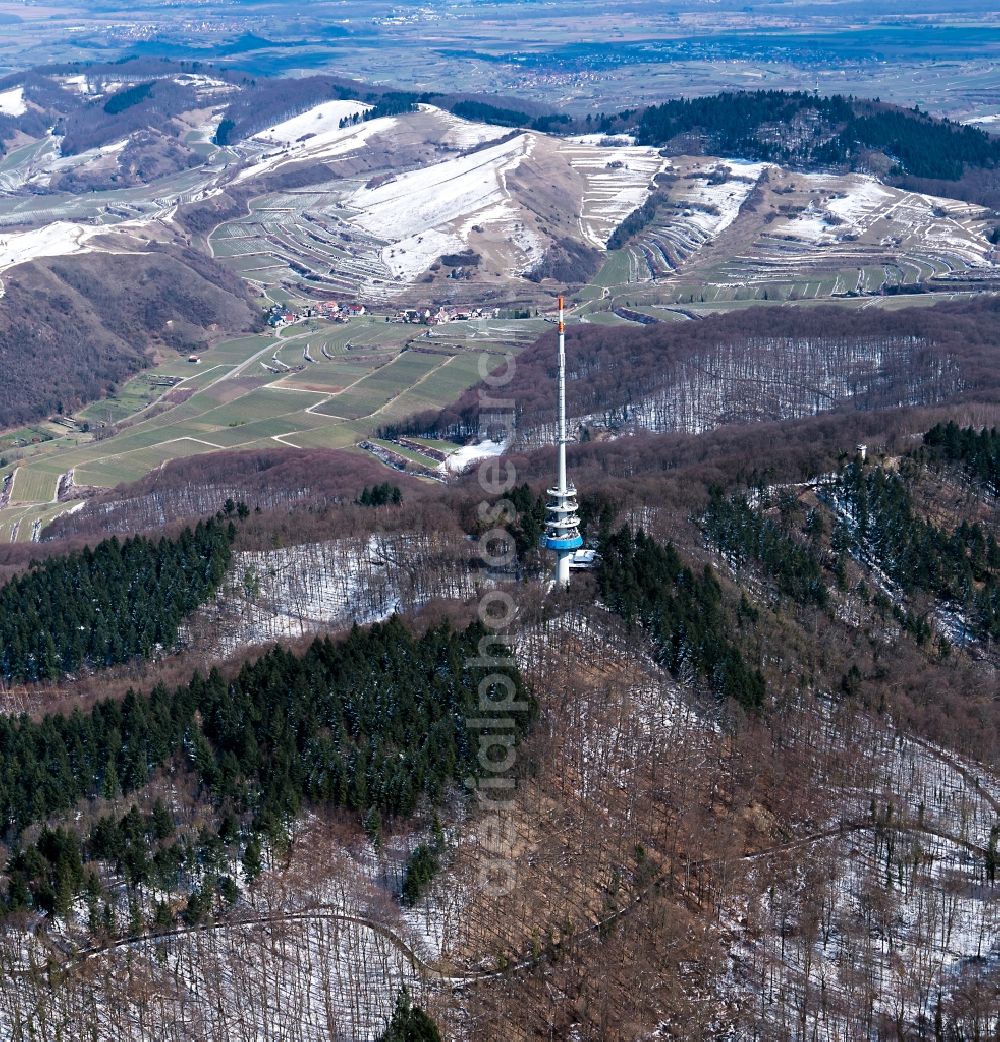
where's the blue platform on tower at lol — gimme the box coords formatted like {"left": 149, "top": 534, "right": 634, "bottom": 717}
{"left": 544, "top": 533, "right": 584, "bottom": 551}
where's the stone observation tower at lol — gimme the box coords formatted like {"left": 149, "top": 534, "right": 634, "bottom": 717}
{"left": 543, "top": 295, "right": 583, "bottom": 586}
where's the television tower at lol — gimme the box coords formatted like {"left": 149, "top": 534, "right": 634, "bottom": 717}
{"left": 543, "top": 296, "right": 582, "bottom": 586}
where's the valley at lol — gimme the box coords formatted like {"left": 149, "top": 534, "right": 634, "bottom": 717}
{"left": 0, "top": 77, "right": 994, "bottom": 543}
{"left": 0, "top": 32, "right": 994, "bottom": 1042}
{"left": 0, "top": 314, "right": 535, "bottom": 541}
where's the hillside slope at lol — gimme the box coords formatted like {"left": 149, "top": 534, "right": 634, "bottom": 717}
{"left": 0, "top": 246, "right": 261, "bottom": 427}
{"left": 410, "top": 296, "right": 1000, "bottom": 446}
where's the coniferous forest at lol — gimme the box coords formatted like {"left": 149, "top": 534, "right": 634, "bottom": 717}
{"left": 598, "top": 527, "right": 766, "bottom": 709}
{"left": 0, "top": 519, "right": 233, "bottom": 682}
{"left": 833, "top": 458, "right": 1000, "bottom": 641}
{"left": 922, "top": 421, "right": 1000, "bottom": 494}
{"left": 702, "top": 489, "right": 828, "bottom": 607}
{"left": 0, "top": 617, "right": 529, "bottom": 921}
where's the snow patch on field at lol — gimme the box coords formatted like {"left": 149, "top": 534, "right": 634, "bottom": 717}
{"left": 0, "top": 86, "right": 25, "bottom": 117}
{"left": 234, "top": 116, "right": 395, "bottom": 184}
{"left": 683, "top": 161, "right": 768, "bottom": 237}
{"left": 558, "top": 137, "right": 670, "bottom": 248}
{"left": 822, "top": 175, "right": 895, "bottom": 224}
{"left": 55, "top": 75, "right": 129, "bottom": 97}
{"left": 56, "top": 73, "right": 91, "bottom": 94}
{"left": 385, "top": 227, "right": 463, "bottom": 283}
{"left": 54, "top": 137, "right": 129, "bottom": 168}
{"left": 171, "top": 72, "right": 238, "bottom": 96}
{"left": 622, "top": 158, "right": 767, "bottom": 275}
{"left": 440, "top": 438, "right": 508, "bottom": 475}
{"left": 772, "top": 173, "right": 996, "bottom": 267}
{"left": 566, "top": 133, "right": 637, "bottom": 146}
{"left": 348, "top": 134, "right": 538, "bottom": 279}
{"left": 418, "top": 104, "right": 512, "bottom": 149}
{"left": 0, "top": 221, "right": 100, "bottom": 270}
{"left": 255, "top": 100, "right": 373, "bottom": 147}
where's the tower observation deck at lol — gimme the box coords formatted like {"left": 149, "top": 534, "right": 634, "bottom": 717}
{"left": 543, "top": 296, "right": 583, "bottom": 586}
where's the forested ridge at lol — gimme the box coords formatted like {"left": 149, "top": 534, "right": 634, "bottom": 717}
{"left": 0, "top": 518, "right": 233, "bottom": 681}
{"left": 0, "top": 617, "right": 530, "bottom": 924}
{"left": 0, "top": 247, "right": 261, "bottom": 428}
{"left": 101, "top": 81, "right": 154, "bottom": 115}
{"left": 832, "top": 458, "right": 1000, "bottom": 641}
{"left": 0, "top": 399, "right": 994, "bottom": 1036}
{"left": 598, "top": 527, "right": 765, "bottom": 709}
{"left": 403, "top": 297, "right": 1000, "bottom": 446}
{"left": 693, "top": 443, "right": 1000, "bottom": 646}
{"left": 635, "top": 91, "right": 1000, "bottom": 182}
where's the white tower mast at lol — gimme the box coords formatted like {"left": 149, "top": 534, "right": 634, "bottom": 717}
{"left": 543, "top": 296, "right": 582, "bottom": 586}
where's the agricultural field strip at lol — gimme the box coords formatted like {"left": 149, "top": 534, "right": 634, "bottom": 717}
{"left": 309, "top": 351, "right": 449, "bottom": 419}
{"left": 0, "top": 333, "right": 304, "bottom": 498}
{"left": 4, "top": 316, "right": 522, "bottom": 502}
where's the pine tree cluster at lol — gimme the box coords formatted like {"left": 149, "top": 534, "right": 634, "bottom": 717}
{"left": 834, "top": 460, "right": 1000, "bottom": 640}
{"left": 702, "top": 490, "right": 827, "bottom": 606}
{"left": 922, "top": 421, "right": 1000, "bottom": 494}
{"left": 0, "top": 519, "right": 234, "bottom": 682}
{"left": 356, "top": 483, "right": 403, "bottom": 507}
{"left": 598, "top": 527, "right": 765, "bottom": 709}
{"left": 0, "top": 618, "right": 532, "bottom": 922}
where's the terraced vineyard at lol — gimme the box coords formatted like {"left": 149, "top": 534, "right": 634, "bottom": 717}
{"left": 211, "top": 193, "right": 398, "bottom": 300}
{"left": 0, "top": 89, "right": 996, "bottom": 543}
{"left": 580, "top": 158, "right": 1000, "bottom": 315}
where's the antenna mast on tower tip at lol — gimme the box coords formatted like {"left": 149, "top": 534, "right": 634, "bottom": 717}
{"left": 557, "top": 296, "right": 567, "bottom": 496}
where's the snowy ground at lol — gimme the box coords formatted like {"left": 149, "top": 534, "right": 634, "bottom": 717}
{"left": 518, "top": 331, "right": 953, "bottom": 445}
{"left": 770, "top": 173, "right": 994, "bottom": 269}
{"left": 416, "top": 104, "right": 511, "bottom": 150}
{"left": 198, "top": 532, "right": 477, "bottom": 656}
{"left": 53, "top": 74, "right": 134, "bottom": 97}
{"left": 0, "top": 823, "right": 443, "bottom": 1041}
{"left": 0, "top": 214, "right": 159, "bottom": 274}
{"left": 234, "top": 115, "right": 397, "bottom": 185}
{"left": 627, "top": 159, "right": 768, "bottom": 279}
{"left": 439, "top": 438, "right": 508, "bottom": 476}
{"left": 726, "top": 717, "right": 1000, "bottom": 1040}
{"left": 556, "top": 137, "right": 670, "bottom": 248}
{"left": 0, "top": 220, "right": 106, "bottom": 270}
{"left": 348, "top": 133, "right": 540, "bottom": 281}
{"left": 682, "top": 161, "right": 769, "bottom": 237}
{"left": 254, "top": 101, "right": 374, "bottom": 147}
{"left": 0, "top": 86, "right": 25, "bottom": 117}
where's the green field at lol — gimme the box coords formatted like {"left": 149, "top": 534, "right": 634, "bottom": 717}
{"left": 0, "top": 424, "right": 56, "bottom": 451}
{"left": 0, "top": 314, "right": 535, "bottom": 540}
{"left": 313, "top": 351, "right": 448, "bottom": 420}
{"left": 9, "top": 467, "right": 58, "bottom": 504}
{"left": 3, "top": 200, "right": 991, "bottom": 548}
